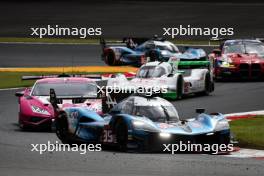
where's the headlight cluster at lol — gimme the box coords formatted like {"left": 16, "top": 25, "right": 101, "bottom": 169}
{"left": 132, "top": 120, "right": 159, "bottom": 132}
{"left": 219, "top": 57, "right": 235, "bottom": 68}
{"left": 31, "top": 106, "right": 50, "bottom": 115}
{"left": 159, "top": 132, "right": 171, "bottom": 138}
{"left": 215, "top": 120, "right": 230, "bottom": 131}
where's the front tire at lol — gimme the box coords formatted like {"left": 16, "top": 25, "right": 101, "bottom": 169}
{"left": 55, "top": 113, "right": 74, "bottom": 144}
{"left": 176, "top": 76, "right": 183, "bottom": 100}
{"left": 18, "top": 119, "right": 28, "bottom": 131}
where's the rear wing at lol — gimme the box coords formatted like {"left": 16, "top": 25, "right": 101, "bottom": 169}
{"left": 178, "top": 61, "right": 211, "bottom": 69}
{"left": 49, "top": 87, "right": 110, "bottom": 114}
{"left": 209, "top": 38, "right": 230, "bottom": 43}
{"left": 21, "top": 74, "right": 103, "bottom": 81}
{"left": 49, "top": 84, "right": 131, "bottom": 114}
{"left": 168, "top": 58, "right": 211, "bottom": 70}
{"left": 256, "top": 38, "right": 264, "bottom": 43}
{"left": 100, "top": 38, "right": 125, "bottom": 49}
{"left": 100, "top": 37, "right": 149, "bottom": 49}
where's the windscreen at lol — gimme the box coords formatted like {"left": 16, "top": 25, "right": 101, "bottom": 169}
{"left": 223, "top": 42, "right": 264, "bottom": 57}
{"left": 134, "top": 105, "right": 179, "bottom": 122}
{"left": 31, "top": 82, "right": 97, "bottom": 97}
{"left": 136, "top": 66, "right": 167, "bottom": 78}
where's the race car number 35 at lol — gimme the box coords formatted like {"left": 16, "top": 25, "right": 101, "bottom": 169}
{"left": 102, "top": 129, "right": 115, "bottom": 143}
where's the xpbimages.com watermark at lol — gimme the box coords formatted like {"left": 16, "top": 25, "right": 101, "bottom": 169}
{"left": 163, "top": 141, "right": 234, "bottom": 154}
{"left": 97, "top": 84, "right": 168, "bottom": 97}
{"left": 31, "top": 141, "right": 102, "bottom": 154}
{"left": 30, "top": 25, "right": 102, "bottom": 38}
{"left": 163, "top": 25, "right": 234, "bottom": 39}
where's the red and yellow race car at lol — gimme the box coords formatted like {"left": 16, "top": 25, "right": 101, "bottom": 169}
{"left": 209, "top": 39, "right": 264, "bottom": 80}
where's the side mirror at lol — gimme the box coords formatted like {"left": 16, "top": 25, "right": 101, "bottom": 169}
{"left": 196, "top": 108, "right": 205, "bottom": 114}
{"left": 15, "top": 91, "right": 24, "bottom": 97}
{"left": 212, "top": 49, "right": 221, "bottom": 56}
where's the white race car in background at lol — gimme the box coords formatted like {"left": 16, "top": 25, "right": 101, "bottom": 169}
{"left": 106, "top": 59, "right": 214, "bottom": 100}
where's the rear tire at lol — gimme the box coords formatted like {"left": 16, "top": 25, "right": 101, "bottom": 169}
{"left": 104, "top": 49, "right": 117, "bottom": 66}
{"left": 115, "top": 119, "right": 128, "bottom": 151}
{"left": 204, "top": 72, "right": 212, "bottom": 95}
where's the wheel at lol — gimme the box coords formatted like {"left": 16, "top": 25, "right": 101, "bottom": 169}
{"left": 176, "top": 76, "right": 183, "bottom": 100}
{"left": 104, "top": 49, "right": 116, "bottom": 66}
{"left": 18, "top": 119, "right": 28, "bottom": 131}
{"left": 115, "top": 119, "right": 128, "bottom": 151}
{"left": 204, "top": 72, "right": 212, "bottom": 95}
{"left": 55, "top": 113, "right": 74, "bottom": 144}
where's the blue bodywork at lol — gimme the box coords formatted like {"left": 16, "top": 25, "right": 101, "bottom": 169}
{"left": 59, "top": 96, "right": 230, "bottom": 151}
{"left": 102, "top": 40, "right": 207, "bottom": 66}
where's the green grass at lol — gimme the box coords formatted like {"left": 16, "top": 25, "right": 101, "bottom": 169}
{"left": 0, "top": 72, "right": 116, "bottom": 89}
{"left": 230, "top": 116, "right": 264, "bottom": 150}
{"left": 0, "top": 72, "right": 36, "bottom": 89}
{"left": 0, "top": 37, "right": 219, "bottom": 46}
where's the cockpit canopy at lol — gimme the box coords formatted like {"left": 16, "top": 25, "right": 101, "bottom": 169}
{"left": 137, "top": 40, "right": 180, "bottom": 53}
{"left": 136, "top": 62, "right": 172, "bottom": 78}
{"left": 111, "top": 96, "right": 179, "bottom": 122}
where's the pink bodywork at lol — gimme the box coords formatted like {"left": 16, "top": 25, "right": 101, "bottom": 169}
{"left": 17, "top": 77, "right": 102, "bottom": 129}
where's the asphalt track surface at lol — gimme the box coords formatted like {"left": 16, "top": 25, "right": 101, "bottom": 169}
{"left": 0, "top": 43, "right": 213, "bottom": 67}
{"left": 0, "top": 43, "right": 103, "bottom": 67}
{"left": 1, "top": 1, "right": 264, "bottom": 39}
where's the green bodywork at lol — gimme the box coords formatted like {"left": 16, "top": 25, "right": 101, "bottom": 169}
{"left": 178, "top": 61, "right": 210, "bottom": 69}
{"left": 162, "top": 91, "right": 177, "bottom": 100}
{"left": 168, "top": 59, "right": 211, "bottom": 71}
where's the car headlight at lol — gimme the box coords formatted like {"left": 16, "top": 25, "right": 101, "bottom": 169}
{"left": 31, "top": 106, "right": 50, "bottom": 115}
{"left": 215, "top": 120, "right": 230, "bottom": 131}
{"left": 159, "top": 132, "right": 171, "bottom": 139}
{"left": 132, "top": 120, "right": 159, "bottom": 132}
{"left": 220, "top": 61, "right": 235, "bottom": 68}
{"left": 219, "top": 57, "right": 235, "bottom": 68}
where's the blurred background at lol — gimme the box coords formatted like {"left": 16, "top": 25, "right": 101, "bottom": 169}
{"left": 0, "top": 0, "right": 263, "bottom": 39}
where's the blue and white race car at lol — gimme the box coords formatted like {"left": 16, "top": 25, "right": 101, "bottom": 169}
{"left": 54, "top": 92, "right": 230, "bottom": 152}
{"left": 101, "top": 37, "right": 207, "bottom": 66}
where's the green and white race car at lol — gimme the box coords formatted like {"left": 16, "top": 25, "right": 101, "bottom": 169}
{"left": 105, "top": 58, "right": 214, "bottom": 100}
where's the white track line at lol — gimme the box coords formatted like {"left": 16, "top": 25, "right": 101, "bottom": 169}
{"left": 225, "top": 110, "right": 264, "bottom": 121}
{"left": 0, "top": 87, "right": 26, "bottom": 91}
{"left": 227, "top": 148, "right": 264, "bottom": 159}
{"left": 225, "top": 110, "right": 264, "bottom": 117}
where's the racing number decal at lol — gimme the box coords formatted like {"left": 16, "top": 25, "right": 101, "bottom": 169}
{"left": 102, "top": 129, "right": 114, "bottom": 143}
{"left": 106, "top": 95, "right": 117, "bottom": 108}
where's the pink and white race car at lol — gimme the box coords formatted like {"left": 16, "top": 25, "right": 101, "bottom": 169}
{"left": 15, "top": 77, "right": 102, "bottom": 130}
